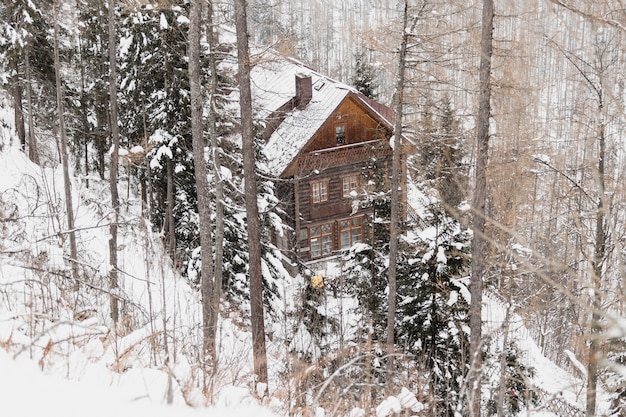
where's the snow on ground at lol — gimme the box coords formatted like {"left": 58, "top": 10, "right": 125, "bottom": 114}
{"left": 0, "top": 349, "right": 279, "bottom": 417}
{"left": 0, "top": 99, "right": 278, "bottom": 417}
{"left": 483, "top": 291, "right": 610, "bottom": 414}
{"left": 0, "top": 95, "right": 601, "bottom": 417}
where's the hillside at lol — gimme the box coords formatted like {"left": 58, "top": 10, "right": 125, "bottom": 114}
{"left": 0, "top": 93, "right": 603, "bottom": 416}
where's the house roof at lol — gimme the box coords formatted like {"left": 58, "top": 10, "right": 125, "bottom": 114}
{"left": 251, "top": 52, "right": 394, "bottom": 177}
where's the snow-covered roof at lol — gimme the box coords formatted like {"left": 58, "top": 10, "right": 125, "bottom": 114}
{"left": 251, "top": 52, "right": 357, "bottom": 176}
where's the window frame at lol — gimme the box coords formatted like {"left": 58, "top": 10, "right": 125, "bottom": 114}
{"left": 341, "top": 174, "right": 359, "bottom": 198}
{"left": 339, "top": 216, "right": 363, "bottom": 250}
{"left": 311, "top": 179, "right": 329, "bottom": 204}
{"left": 335, "top": 125, "right": 346, "bottom": 144}
{"left": 309, "top": 222, "right": 333, "bottom": 258}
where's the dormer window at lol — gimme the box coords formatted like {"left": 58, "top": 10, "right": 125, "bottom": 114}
{"left": 335, "top": 125, "right": 345, "bottom": 144}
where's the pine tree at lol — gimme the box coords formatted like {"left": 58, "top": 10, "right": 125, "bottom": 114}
{"left": 352, "top": 50, "right": 378, "bottom": 99}
{"left": 418, "top": 95, "right": 467, "bottom": 212}
{"left": 396, "top": 202, "right": 471, "bottom": 416}
{"left": 0, "top": 0, "right": 55, "bottom": 158}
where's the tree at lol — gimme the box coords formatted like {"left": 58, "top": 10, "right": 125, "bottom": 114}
{"left": 189, "top": 0, "right": 217, "bottom": 362}
{"left": 352, "top": 49, "right": 378, "bottom": 99}
{"left": 468, "top": 0, "right": 494, "bottom": 414}
{"left": 107, "top": 0, "right": 120, "bottom": 323}
{"left": 52, "top": 0, "right": 79, "bottom": 282}
{"left": 418, "top": 96, "right": 467, "bottom": 212}
{"left": 0, "top": 0, "right": 54, "bottom": 161}
{"left": 386, "top": 0, "right": 411, "bottom": 349}
{"left": 205, "top": 0, "right": 224, "bottom": 363}
{"left": 396, "top": 201, "right": 471, "bottom": 416}
{"left": 234, "top": 0, "right": 269, "bottom": 388}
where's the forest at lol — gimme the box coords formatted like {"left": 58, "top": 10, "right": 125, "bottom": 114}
{"left": 0, "top": 0, "right": 625, "bottom": 416}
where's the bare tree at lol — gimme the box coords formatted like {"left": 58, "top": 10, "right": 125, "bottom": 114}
{"left": 206, "top": 0, "right": 224, "bottom": 358}
{"left": 53, "top": 1, "right": 79, "bottom": 282}
{"left": 469, "top": 0, "right": 494, "bottom": 415}
{"left": 24, "top": 48, "right": 39, "bottom": 164}
{"left": 189, "top": 0, "right": 217, "bottom": 363}
{"left": 234, "top": 0, "right": 269, "bottom": 388}
{"left": 386, "top": 0, "right": 410, "bottom": 348}
{"left": 108, "top": 0, "right": 120, "bottom": 323}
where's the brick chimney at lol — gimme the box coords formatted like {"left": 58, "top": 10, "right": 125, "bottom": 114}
{"left": 295, "top": 74, "right": 312, "bottom": 109}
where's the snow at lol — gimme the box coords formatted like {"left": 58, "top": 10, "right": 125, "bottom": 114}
{"left": 0, "top": 349, "right": 279, "bottom": 417}
{"left": 375, "top": 395, "right": 401, "bottom": 417}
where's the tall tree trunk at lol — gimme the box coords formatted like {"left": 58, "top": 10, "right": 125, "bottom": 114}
{"left": 24, "top": 48, "right": 39, "bottom": 165}
{"left": 189, "top": 0, "right": 217, "bottom": 363}
{"left": 206, "top": 0, "right": 224, "bottom": 356}
{"left": 53, "top": 2, "right": 79, "bottom": 282}
{"left": 234, "top": 0, "right": 269, "bottom": 388}
{"left": 386, "top": 0, "right": 409, "bottom": 348}
{"left": 166, "top": 158, "right": 176, "bottom": 263}
{"left": 108, "top": 0, "right": 120, "bottom": 323}
{"left": 469, "top": 0, "right": 494, "bottom": 415}
{"left": 587, "top": 122, "right": 606, "bottom": 417}
{"left": 12, "top": 62, "right": 26, "bottom": 151}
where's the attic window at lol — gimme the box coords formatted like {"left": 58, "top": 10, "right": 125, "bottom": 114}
{"left": 314, "top": 80, "right": 326, "bottom": 91}
{"left": 335, "top": 125, "right": 345, "bottom": 144}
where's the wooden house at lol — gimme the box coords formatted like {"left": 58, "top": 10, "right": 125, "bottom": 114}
{"left": 251, "top": 53, "right": 402, "bottom": 263}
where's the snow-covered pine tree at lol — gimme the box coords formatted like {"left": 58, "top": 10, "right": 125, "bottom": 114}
{"left": 0, "top": 0, "right": 55, "bottom": 158}
{"left": 417, "top": 95, "right": 467, "bottom": 213}
{"left": 396, "top": 201, "right": 471, "bottom": 416}
{"left": 117, "top": 3, "right": 195, "bottom": 266}
{"left": 351, "top": 49, "right": 378, "bottom": 100}
{"left": 71, "top": 0, "right": 110, "bottom": 179}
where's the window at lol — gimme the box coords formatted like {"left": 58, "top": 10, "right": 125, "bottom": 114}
{"left": 335, "top": 125, "right": 345, "bottom": 144}
{"left": 311, "top": 180, "right": 328, "bottom": 203}
{"left": 310, "top": 223, "right": 333, "bottom": 258}
{"left": 342, "top": 174, "right": 359, "bottom": 198}
{"left": 339, "top": 217, "right": 363, "bottom": 250}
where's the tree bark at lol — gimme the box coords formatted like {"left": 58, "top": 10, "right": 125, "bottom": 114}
{"left": 587, "top": 118, "right": 606, "bottom": 417}
{"left": 53, "top": 1, "right": 79, "bottom": 283}
{"left": 12, "top": 62, "right": 26, "bottom": 151}
{"left": 24, "top": 48, "right": 39, "bottom": 165}
{"left": 469, "top": 0, "right": 493, "bottom": 415}
{"left": 108, "top": 0, "right": 120, "bottom": 323}
{"left": 166, "top": 158, "right": 176, "bottom": 263}
{"left": 189, "top": 0, "right": 217, "bottom": 362}
{"left": 386, "top": 0, "right": 409, "bottom": 349}
{"left": 206, "top": 0, "right": 224, "bottom": 356}
{"left": 234, "top": 0, "right": 269, "bottom": 388}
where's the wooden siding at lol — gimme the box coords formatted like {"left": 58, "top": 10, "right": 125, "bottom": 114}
{"left": 273, "top": 93, "right": 396, "bottom": 262}
{"left": 303, "top": 96, "right": 389, "bottom": 153}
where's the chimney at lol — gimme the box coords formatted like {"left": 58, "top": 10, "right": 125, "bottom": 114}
{"left": 295, "top": 74, "right": 312, "bottom": 109}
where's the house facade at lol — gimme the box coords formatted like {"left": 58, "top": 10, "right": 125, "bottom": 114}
{"left": 252, "top": 53, "right": 399, "bottom": 263}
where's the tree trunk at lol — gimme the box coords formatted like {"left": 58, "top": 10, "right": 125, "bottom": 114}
{"left": 12, "top": 62, "right": 26, "bottom": 151}
{"left": 189, "top": 0, "right": 217, "bottom": 363}
{"left": 24, "top": 48, "right": 39, "bottom": 165}
{"left": 108, "top": 0, "right": 120, "bottom": 323}
{"left": 234, "top": 0, "right": 269, "bottom": 388}
{"left": 53, "top": 2, "right": 79, "bottom": 283}
{"left": 587, "top": 122, "right": 606, "bottom": 417}
{"left": 469, "top": 0, "right": 494, "bottom": 415}
{"left": 386, "top": 0, "right": 409, "bottom": 349}
{"left": 166, "top": 157, "right": 176, "bottom": 263}
{"left": 206, "top": 0, "right": 224, "bottom": 358}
